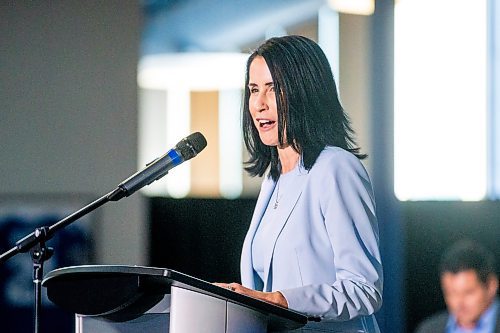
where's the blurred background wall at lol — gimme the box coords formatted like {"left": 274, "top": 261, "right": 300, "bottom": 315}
{"left": 0, "top": 1, "right": 145, "bottom": 265}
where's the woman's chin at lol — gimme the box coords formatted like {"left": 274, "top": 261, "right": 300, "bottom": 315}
{"left": 258, "top": 135, "right": 278, "bottom": 147}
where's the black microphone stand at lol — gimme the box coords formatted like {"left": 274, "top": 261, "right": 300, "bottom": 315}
{"left": 0, "top": 186, "right": 127, "bottom": 333}
{"left": 0, "top": 132, "right": 206, "bottom": 333}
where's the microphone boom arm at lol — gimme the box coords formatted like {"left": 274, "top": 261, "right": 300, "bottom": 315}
{"left": 0, "top": 131, "right": 206, "bottom": 333}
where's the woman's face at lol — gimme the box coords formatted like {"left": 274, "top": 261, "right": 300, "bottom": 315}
{"left": 248, "top": 56, "right": 279, "bottom": 147}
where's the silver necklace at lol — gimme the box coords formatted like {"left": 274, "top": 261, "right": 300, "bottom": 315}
{"left": 273, "top": 179, "right": 281, "bottom": 209}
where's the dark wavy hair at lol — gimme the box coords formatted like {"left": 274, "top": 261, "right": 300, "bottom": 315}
{"left": 242, "top": 35, "right": 366, "bottom": 181}
{"left": 439, "top": 240, "right": 497, "bottom": 284}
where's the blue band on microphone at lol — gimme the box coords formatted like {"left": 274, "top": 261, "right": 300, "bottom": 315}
{"left": 168, "top": 149, "right": 183, "bottom": 166}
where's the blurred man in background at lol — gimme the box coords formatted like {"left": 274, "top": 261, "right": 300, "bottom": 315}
{"left": 415, "top": 240, "right": 499, "bottom": 333}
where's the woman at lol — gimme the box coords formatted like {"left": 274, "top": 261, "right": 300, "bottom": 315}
{"left": 219, "top": 35, "right": 383, "bottom": 332}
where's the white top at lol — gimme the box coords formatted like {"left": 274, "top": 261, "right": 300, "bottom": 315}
{"left": 251, "top": 163, "right": 301, "bottom": 284}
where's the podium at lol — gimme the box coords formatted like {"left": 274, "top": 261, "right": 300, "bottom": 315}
{"left": 42, "top": 265, "right": 308, "bottom": 333}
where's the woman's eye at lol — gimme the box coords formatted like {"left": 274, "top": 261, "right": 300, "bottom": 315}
{"left": 250, "top": 88, "right": 258, "bottom": 93}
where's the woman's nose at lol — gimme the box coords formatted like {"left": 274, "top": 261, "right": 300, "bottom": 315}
{"left": 254, "top": 93, "right": 267, "bottom": 111}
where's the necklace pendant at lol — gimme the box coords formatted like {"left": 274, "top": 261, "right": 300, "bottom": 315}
{"left": 274, "top": 179, "right": 280, "bottom": 209}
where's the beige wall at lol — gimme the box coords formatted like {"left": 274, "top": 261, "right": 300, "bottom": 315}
{"left": 340, "top": 14, "right": 373, "bottom": 173}
{"left": 191, "top": 91, "right": 220, "bottom": 197}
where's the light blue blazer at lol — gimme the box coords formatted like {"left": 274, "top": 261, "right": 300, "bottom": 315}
{"left": 240, "top": 147, "right": 383, "bottom": 332}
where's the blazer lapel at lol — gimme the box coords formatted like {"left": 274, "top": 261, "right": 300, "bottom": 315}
{"left": 240, "top": 176, "right": 276, "bottom": 288}
{"left": 261, "top": 170, "right": 309, "bottom": 291}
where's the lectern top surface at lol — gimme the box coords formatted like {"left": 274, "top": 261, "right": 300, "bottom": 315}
{"left": 42, "top": 265, "right": 308, "bottom": 330}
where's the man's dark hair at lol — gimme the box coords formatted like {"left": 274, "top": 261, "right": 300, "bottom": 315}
{"left": 242, "top": 35, "right": 365, "bottom": 181}
{"left": 439, "top": 239, "right": 496, "bottom": 284}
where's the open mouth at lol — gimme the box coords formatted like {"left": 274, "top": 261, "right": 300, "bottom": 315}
{"left": 258, "top": 119, "right": 276, "bottom": 129}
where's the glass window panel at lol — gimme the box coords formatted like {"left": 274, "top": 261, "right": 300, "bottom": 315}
{"left": 394, "top": 0, "right": 487, "bottom": 200}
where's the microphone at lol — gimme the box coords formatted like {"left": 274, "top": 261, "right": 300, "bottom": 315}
{"left": 108, "top": 132, "right": 207, "bottom": 201}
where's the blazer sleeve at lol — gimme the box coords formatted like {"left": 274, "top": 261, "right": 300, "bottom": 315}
{"left": 279, "top": 150, "right": 383, "bottom": 321}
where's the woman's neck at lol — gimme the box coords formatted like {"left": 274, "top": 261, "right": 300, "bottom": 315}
{"left": 277, "top": 146, "right": 300, "bottom": 174}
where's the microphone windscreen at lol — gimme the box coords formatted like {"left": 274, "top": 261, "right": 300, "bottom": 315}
{"left": 176, "top": 132, "right": 207, "bottom": 160}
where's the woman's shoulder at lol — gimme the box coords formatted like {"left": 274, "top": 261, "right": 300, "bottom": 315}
{"left": 307, "top": 146, "right": 370, "bottom": 181}
{"left": 314, "top": 146, "right": 364, "bottom": 169}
